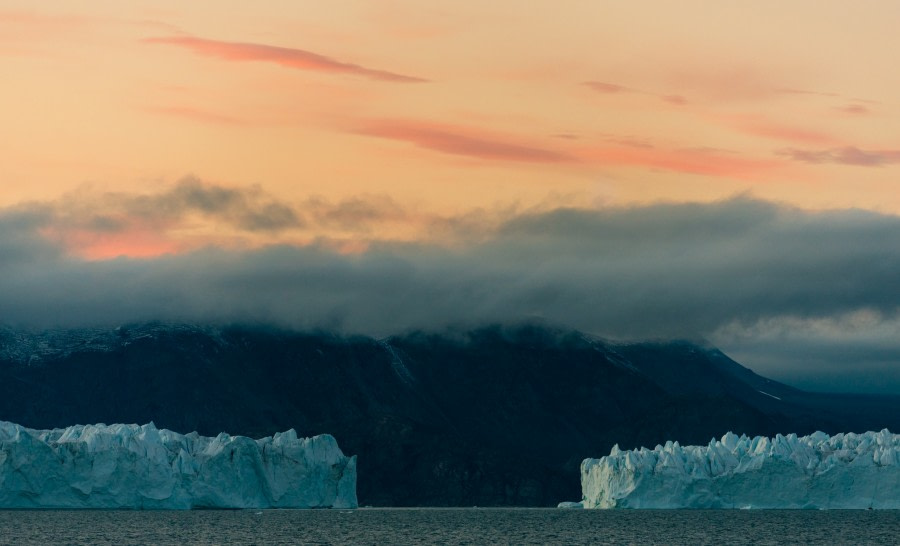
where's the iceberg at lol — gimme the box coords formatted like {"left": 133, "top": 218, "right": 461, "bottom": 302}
{"left": 0, "top": 421, "right": 357, "bottom": 509}
{"left": 579, "top": 430, "right": 900, "bottom": 509}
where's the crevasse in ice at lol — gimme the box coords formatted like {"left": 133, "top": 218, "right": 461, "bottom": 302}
{"left": 0, "top": 421, "right": 357, "bottom": 509}
{"left": 579, "top": 429, "right": 900, "bottom": 509}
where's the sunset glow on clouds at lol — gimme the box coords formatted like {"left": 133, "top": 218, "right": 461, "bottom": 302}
{"left": 1, "top": 1, "right": 899, "bottom": 389}
{"left": 4, "top": 0, "right": 900, "bottom": 223}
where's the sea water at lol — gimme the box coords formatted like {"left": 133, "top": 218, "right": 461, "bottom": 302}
{"left": 1, "top": 508, "right": 898, "bottom": 545}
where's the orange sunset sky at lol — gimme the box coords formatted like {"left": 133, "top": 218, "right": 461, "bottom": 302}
{"left": 3, "top": 2, "right": 900, "bottom": 391}
{"left": 3, "top": 1, "right": 900, "bottom": 258}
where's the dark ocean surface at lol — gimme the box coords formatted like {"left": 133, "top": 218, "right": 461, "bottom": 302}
{"left": 1, "top": 508, "right": 898, "bottom": 545}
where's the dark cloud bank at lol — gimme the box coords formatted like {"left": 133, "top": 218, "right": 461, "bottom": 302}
{"left": 1, "top": 195, "right": 898, "bottom": 393}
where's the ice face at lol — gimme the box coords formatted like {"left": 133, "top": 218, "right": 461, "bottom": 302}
{"left": 578, "top": 430, "right": 900, "bottom": 509}
{"left": 0, "top": 421, "right": 357, "bottom": 509}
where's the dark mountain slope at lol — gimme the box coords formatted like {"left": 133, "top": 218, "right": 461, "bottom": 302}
{"left": 620, "top": 340, "right": 900, "bottom": 435}
{"left": 0, "top": 323, "right": 896, "bottom": 506}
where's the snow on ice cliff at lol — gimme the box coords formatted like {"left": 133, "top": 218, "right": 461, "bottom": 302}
{"left": 579, "top": 430, "right": 900, "bottom": 509}
{"left": 0, "top": 421, "right": 357, "bottom": 509}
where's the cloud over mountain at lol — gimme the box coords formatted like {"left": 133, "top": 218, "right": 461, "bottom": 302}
{"left": 1, "top": 194, "right": 898, "bottom": 391}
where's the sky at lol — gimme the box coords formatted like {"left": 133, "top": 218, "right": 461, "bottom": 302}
{"left": 1, "top": 1, "right": 899, "bottom": 392}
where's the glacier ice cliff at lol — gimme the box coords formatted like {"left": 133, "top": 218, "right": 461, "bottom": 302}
{"left": 579, "top": 430, "right": 900, "bottom": 509}
{"left": 0, "top": 421, "right": 357, "bottom": 509}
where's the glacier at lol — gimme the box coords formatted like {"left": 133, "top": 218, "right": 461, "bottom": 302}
{"left": 0, "top": 421, "right": 357, "bottom": 509}
{"left": 578, "top": 430, "right": 900, "bottom": 509}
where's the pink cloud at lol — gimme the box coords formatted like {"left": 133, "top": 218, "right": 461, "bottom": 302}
{"left": 774, "top": 87, "right": 840, "bottom": 98}
{"left": 834, "top": 104, "right": 870, "bottom": 115}
{"left": 584, "top": 81, "right": 688, "bottom": 106}
{"left": 356, "top": 113, "right": 786, "bottom": 178}
{"left": 719, "top": 114, "right": 837, "bottom": 146}
{"left": 358, "top": 120, "right": 574, "bottom": 163}
{"left": 776, "top": 89, "right": 878, "bottom": 107}
{"left": 607, "top": 137, "right": 654, "bottom": 149}
{"left": 57, "top": 227, "right": 185, "bottom": 261}
{"left": 738, "top": 122, "right": 836, "bottom": 145}
{"left": 578, "top": 146, "right": 780, "bottom": 178}
{"left": 144, "top": 106, "right": 247, "bottom": 125}
{"left": 669, "top": 69, "right": 868, "bottom": 105}
{"left": 359, "top": 118, "right": 780, "bottom": 177}
{"left": 144, "top": 36, "right": 427, "bottom": 83}
{"left": 583, "top": 81, "right": 632, "bottom": 94}
{"left": 667, "top": 65, "right": 775, "bottom": 102}
{"left": 777, "top": 147, "right": 900, "bottom": 167}
{"left": 661, "top": 94, "right": 688, "bottom": 105}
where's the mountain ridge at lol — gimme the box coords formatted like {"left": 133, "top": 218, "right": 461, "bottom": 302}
{"left": 1, "top": 322, "right": 897, "bottom": 506}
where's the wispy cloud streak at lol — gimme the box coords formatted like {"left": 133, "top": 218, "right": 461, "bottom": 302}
{"left": 732, "top": 119, "right": 836, "bottom": 145}
{"left": 583, "top": 81, "right": 688, "bottom": 105}
{"left": 358, "top": 118, "right": 778, "bottom": 177}
{"left": 778, "top": 147, "right": 900, "bottom": 167}
{"left": 144, "top": 106, "right": 247, "bottom": 125}
{"left": 358, "top": 120, "right": 574, "bottom": 163}
{"left": 144, "top": 36, "right": 427, "bottom": 83}
{"left": 834, "top": 104, "right": 870, "bottom": 115}
{"left": 578, "top": 146, "right": 778, "bottom": 178}
{"left": 583, "top": 81, "right": 632, "bottom": 94}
